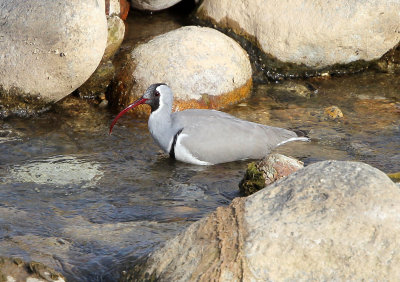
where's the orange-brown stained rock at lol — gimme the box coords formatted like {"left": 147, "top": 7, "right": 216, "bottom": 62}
{"left": 105, "top": 0, "right": 110, "bottom": 15}
{"left": 120, "top": 0, "right": 130, "bottom": 20}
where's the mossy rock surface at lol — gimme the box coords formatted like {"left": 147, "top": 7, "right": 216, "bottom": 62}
{"left": 388, "top": 172, "right": 400, "bottom": 183}
{"left": 0, "top": 86, "right": 52, "bottom": 118}
{"left": 239, "top": 162, "right": 266, "bottom": 196}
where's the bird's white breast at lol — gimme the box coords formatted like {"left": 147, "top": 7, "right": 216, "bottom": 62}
{"left": 174, "top": 133, "right": 211, "bottom": 165}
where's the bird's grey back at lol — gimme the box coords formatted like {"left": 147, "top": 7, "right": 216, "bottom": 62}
{"left": 171, "top": 109, "right": 298, "bottom": 164}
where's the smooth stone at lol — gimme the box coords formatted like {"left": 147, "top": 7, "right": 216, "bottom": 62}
{"left": 109, "top": 26, "right": 252, "bottom": 116}
{"left": 197, "top": 0, "right": 400, "bottom": 69}
{"left": 0, "top": 0, "right": 108, "bottom": 103}
{"left": 130, "top": 0, "right": 182, "bottom": 11}
{"left": 123, "top": 161, "right": 400, "bottom": 281}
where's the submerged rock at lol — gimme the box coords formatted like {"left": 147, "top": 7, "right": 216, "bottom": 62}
{"left": 324, "top": 105, "right": 344, "bottom": 120}
{"left": 123, "top": 161, "right": 400, "bottom": 281}
{"left": 0, "top": 1, "right": 107, "bottom": 108}
{"left": 196, "top": 0, "right": 400, "bottom": 77}
{"left": 0, "top": 257, "right": 65, "bottom": 282}
{"left": 268, "top": 80, "right": 318, "bottom": 101}
{"left": 108, "top": 26, "right": 252, "bottom": 116}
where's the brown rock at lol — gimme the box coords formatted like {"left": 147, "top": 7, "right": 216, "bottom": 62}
{"left": 0, "top": 257, "right": 65, "bottom": 282}
{"left": 324, "top": 105, "right": 344, "bottom": 120}
{"left": 120, "top": 0, "right": 130, "bottom": 20}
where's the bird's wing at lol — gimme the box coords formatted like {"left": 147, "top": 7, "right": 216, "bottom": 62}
{"left": 171, "top": 110, "right": 297, "bottom": 164}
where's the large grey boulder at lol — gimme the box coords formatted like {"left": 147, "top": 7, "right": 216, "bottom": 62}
{"left": 122, "top": 161, "right": 400, "bottom": 281}
{"left": 197, "top": 0, "right": 400, "bottom": 69}
{"left": 109, "top": 26, "right": 252, "bottom": 116}
{"left": 0, "top": 0, "right": 108, "bottom": 103}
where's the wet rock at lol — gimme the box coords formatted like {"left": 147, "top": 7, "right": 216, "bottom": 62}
{"left": 268, "top": 80, "right": 317, "bottom": 101}
{"left": 76, "top": 60, "right": 115, "bottom": 99}
{"left": 108, "top": 26, "right": 252, "bottom": 116}
{"left": 388, "top": 172, "right": 400, "bottom": 183}
{"left": 239, "top": 154, "right": 304, "bottom": 196}
{"left": 374, "top": 44, "right": 400, "bottom": 73}
{"left": 123, "top": 161, "right": 400, "bottom": 281}
{"left": 0, "top": 1, "right": 108, "bottom": 108}
{"left": 239, "top": 162, "right": 266, "bottom": 196}
{"left": 103, "top": 15, "right": 126, "bottom": 61}
{"left": 130, "top": 0, "right": 182, "bottom": 11}
{"left": 0, "top": 257, "right": 65, "bottom": 282}
{"left": 196, "top": 0, "right": 400, "bottom": 77}
{"left": 0, "top": 86, "right": 52, "bottom": 118}
{"left": 324, "top": 105, "right": 344, "bottom": 120}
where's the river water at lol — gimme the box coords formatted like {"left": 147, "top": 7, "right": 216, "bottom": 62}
{"left": 0, "top": 9, "right": 399, "bottom": 282}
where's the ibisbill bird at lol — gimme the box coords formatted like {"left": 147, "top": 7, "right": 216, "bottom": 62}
{"left": 109, "top": 83, "right": 309, "bottom": 165}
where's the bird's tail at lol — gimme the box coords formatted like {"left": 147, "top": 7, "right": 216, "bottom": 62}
{"left": 277, "top": 129, "right": 310, "bottom": 147}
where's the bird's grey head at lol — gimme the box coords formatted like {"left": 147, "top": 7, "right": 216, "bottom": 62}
{"left": 143, "top": 83, "right": 173, "bottom": 112}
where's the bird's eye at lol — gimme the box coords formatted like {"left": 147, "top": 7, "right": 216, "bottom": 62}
{"left": 155, "top": 91, "right": 160, "bottom": 97}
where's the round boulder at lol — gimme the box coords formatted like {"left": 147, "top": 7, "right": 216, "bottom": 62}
{"left": 130, "top": 0, "right": 182, "bottom": 11}
{"left": 0, "top": 0, "right": 108, "bottom": 103}
{"left": 197, "top": 0, "right": 400, "bottom": 69}
{"left": 109, "top": 26, "right": 252, "bottom": 116}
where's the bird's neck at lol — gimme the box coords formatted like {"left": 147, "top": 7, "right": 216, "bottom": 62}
{"left": 148, "top": 103, "right": 174, "bottom": 153}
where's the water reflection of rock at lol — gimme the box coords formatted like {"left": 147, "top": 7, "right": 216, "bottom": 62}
{"left": 6, "top": 156, "right": 103, "bottom": 188}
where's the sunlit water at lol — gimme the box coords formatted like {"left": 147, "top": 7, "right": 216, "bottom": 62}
{"left": 0, "top": 9, "right": 399, "bottom": 282}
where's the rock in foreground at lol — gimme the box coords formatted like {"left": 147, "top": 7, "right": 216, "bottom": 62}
{"left": 109, "top": 26, "right": 252, "bottom": 116}
{"left": 122, "top": 161, "right": 400, "bottom": 281}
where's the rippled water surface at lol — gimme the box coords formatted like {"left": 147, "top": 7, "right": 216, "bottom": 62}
{"left": 0, "top": 9, "right": 399, "bottom": 282}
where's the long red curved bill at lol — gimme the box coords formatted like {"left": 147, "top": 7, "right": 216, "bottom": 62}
{"left": 109, "top": 98, "right": 148, "bottom": 134}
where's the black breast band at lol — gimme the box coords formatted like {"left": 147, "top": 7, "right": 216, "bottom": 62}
{"left": 169, "top": 128, "right": 184, "bottom": 159}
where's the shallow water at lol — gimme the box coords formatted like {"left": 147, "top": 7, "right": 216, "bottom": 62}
{"left": 0, "top": 9, "right": 400, "bottom": 282}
